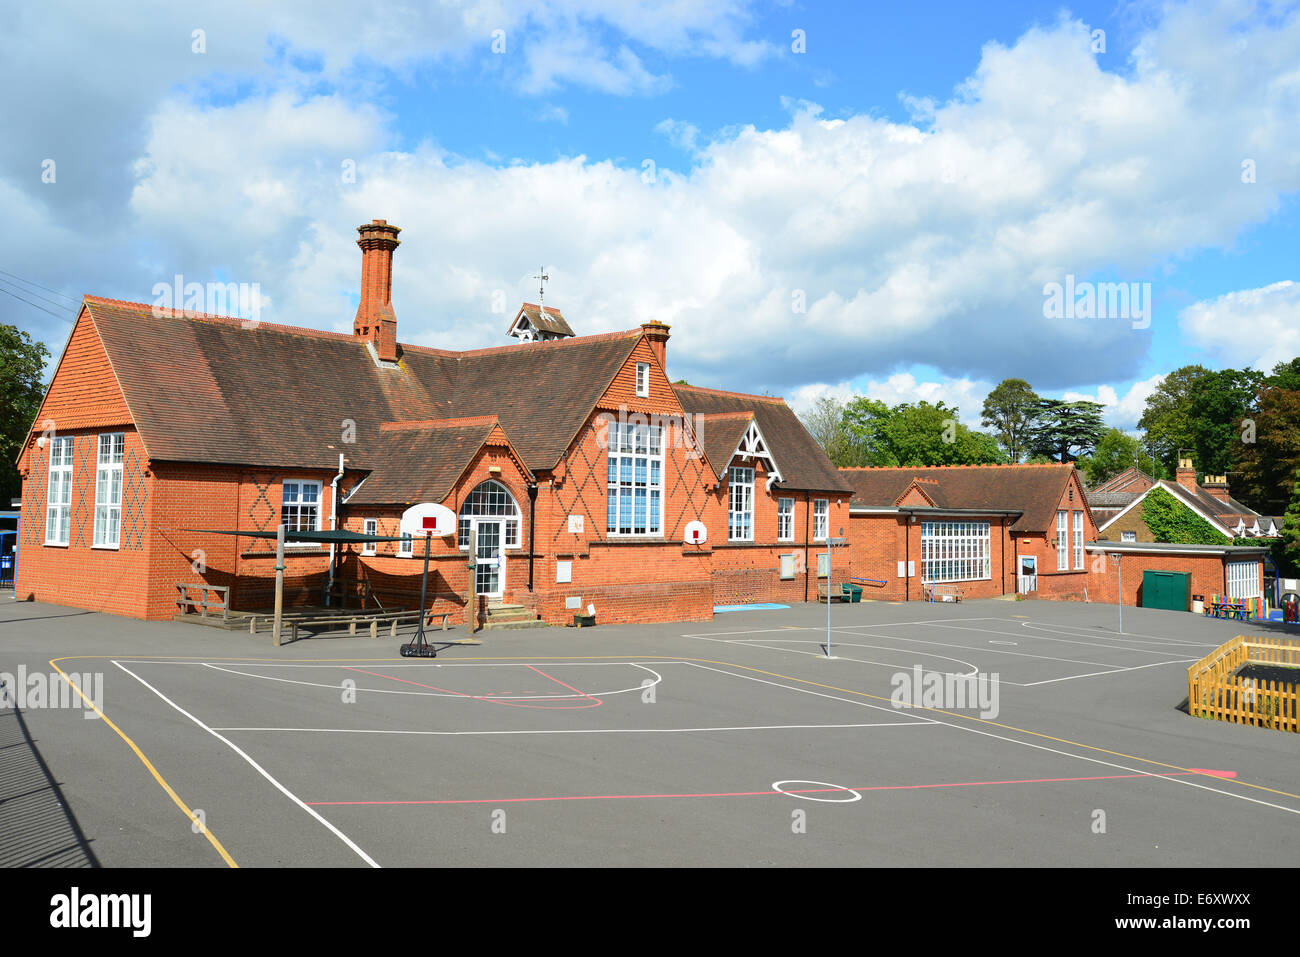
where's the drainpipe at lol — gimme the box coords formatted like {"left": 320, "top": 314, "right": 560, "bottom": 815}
{"left": 905, "top": 514, "right": 910, "bottom": 602}
{"left": 527, "top": 482, "right": 538, "bottom": 591}
{"left": 327, "top": 453, "right": 344, "bottom": 607}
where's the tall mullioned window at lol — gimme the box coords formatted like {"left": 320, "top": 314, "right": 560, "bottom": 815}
{"left": 729, "top": 467, "right": 754, "bottom": 541}
{"left": 777, "top": 497, "right": 794, "bottom": 541}
{"left": 921, "top": 521, "right": 991, "bottom": 583}
{"left": 45, "top": 437, "right": 73, "bottom": 546}
{"left": 606, "top": 422, "right": 663, "bottom": 536}
{"left": 813, "top": 499, "right": 828, "bottom": 541}
{"left": 93, "top": 432, "right": 125, "bottom": 548}
{"left": 1056, "top": 510, "right": 1068, "bottom": 571}
{"left": 1072, "top": 510, "right": 1084, "bottom": 570}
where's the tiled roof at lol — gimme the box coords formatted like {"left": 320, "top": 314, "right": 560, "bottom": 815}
{"left": 83, "top": 297, "right": 639, "bottom": 475}
{"left": 1091, "top": 467, "right": 1154, "bottom": 494}
{"left": 691, "top": 412, "right": 755, "bottom": 482}
{"left": 347, "top": 419, "right": 514, "bottom": 505}
{"left": 840, "top": 463, "right": 1077, "bottom": 532}
{"left": 674, "top": 385, "right": 851, "bottom": 493}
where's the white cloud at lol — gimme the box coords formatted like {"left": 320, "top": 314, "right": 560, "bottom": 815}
{"left": 789, "top": 374, "right": 994, "bottom": 430}
{"left": 1179, "top": 281, "right": 1300, "bottom": 370}
{"left": 4, "top": 1, "right": 1300, "bottom": 408}
{"left": 1062, "top": 374, "right": 1165, "bottom": 431}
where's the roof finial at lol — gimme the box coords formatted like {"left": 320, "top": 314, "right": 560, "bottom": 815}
{"left": 533, "top": 267, "right": 548, "bottom": 314}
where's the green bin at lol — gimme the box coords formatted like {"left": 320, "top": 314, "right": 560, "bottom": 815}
{"left": 842, "top": 583, "right": 863, "bottom": 603}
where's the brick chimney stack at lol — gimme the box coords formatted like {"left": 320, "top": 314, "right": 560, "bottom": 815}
{"left": 1202, "top": 474, "right": 1231, "bottom": 502}
{"left": 354, "top": 219, "right": 401, "bottom": 362}
{"left": 641, "top": 320, "right": 671, "bottom": 372}
{"left": 1175, "top": 457, "right": 1199, "bottom": 493}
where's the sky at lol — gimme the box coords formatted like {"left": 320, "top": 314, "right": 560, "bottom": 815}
{"left": 2, "top": 0, "right": 1298, "bottom": 432}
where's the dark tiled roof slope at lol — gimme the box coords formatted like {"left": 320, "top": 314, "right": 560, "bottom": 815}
{"left": 840, "top": 464, "right": 1077, "bottom": 532}
{"left": 347, "top": 419, "right": 506, "bottom": 505}
{"left": 691, "top": 412, "right": 755, "bottom": 482}
{"left": 86, "top": 298, "right": 638, "bottom": 475}
{"left": 674, "top": 385, "right": 851, "bottom": 493}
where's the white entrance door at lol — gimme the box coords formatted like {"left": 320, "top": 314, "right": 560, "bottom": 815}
{"left": 474, "top": 520, "right": 505, "bottom": 598}
{"left": 1018, "top": 556, "right": 1038, "bottom": 594}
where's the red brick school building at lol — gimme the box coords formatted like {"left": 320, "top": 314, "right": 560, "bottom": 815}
{"left": 12, "top": 220, "right": 1267, "bottom": 626}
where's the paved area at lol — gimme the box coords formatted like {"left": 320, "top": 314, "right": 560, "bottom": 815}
{"left": 2, "top": 593, "right": 1297, "bottom": 867}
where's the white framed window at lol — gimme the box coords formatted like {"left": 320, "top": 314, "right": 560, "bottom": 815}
{"left": 399, "top": 532, "right": 413, "bottom": 556}
{"left": 635, "top": 362, "right": 650, "bottom": 398}
{"left": 777, "top": 497, "right": 794, "bottom": 542}
{"left": 921, "top": 521, "right": 991, "bottom": 583}
{"left": 1121, "top": 530, "right": 1136, "bottom": 543}
{"left": 457, "top": 480, "right": 522, "bottom": 549}
{"left": 1056, "top": 510, "right": 1067, "bottom": 571}
{"left": 1072, "top": 510, "right": 1084, "bottom": 570}
{"left": 813, "top": 499, "right": 829, "bottom": 542}
{"left": 606, "top": 422, "right": 663, "bottom": 536}
{"left": 93, "top": 432, "right": 124, "bottom": 548}
{"left": 362, "top": 518, "right": 377, "bottom": 556}
{"left": 45, "top": 436, "right": 73, "bottom": 546}
{"left": 779, "top": 554, "right": 796, "bottom": 580}
{"left": 282, "top": 480, "right": 321, "bottom": 541}
{"left": 1226, "top": 561, "right": 1261, "bottom": 600}
{"left": 728, "top": 466, "right": 754, "bottom": 541}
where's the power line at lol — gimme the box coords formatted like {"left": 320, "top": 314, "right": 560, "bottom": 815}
{"left": 0, "top": 283, "right": 75, "bottom": 322}
{"left": 0, "top": 276, "right": 77, "bottom": 315}
{"left": 0, "top": 267, "right": 79, "bottom": 306}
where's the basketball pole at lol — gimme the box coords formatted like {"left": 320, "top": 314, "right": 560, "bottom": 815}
{"left": 272, "top": 523, "right": 285, "bottom": 647}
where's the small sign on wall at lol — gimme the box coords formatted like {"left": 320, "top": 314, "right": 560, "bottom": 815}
{"left": 565, "top": 596, "right": 582, "bottom": 609}
{"left": 568, "top": 514, "right": 584, "bottom": 534}
{"left": 556, "top": 560, "right": 573, "bottom": 584}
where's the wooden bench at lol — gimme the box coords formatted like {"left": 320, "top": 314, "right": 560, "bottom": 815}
{"left": 925, "top": 583, "right": 964, "bottom": 603}
{"left": 281, "top": 609, "right": 452, "bottom": 642}
{"left": 816, "top": 582, "right": 845, "bottom": 603}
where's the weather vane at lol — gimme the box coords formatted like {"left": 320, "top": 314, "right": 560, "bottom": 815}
{"left": 532, "top": 267, "right": 548, "bottom": 312}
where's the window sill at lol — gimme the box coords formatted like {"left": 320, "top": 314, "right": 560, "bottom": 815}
{"left": 43, "top": 542, "right": 69, "bottom": 548}
{"left": 91, "top": 545, "right": 120, "bottom": 551}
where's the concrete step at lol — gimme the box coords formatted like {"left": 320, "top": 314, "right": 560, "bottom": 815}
{"left": 486, "top": 603, "right": 535, "bottom": 622}
{"left": 483, "top": 618, "right": 550, "bottom": 631}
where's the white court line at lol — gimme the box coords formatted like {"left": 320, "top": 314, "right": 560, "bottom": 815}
{"left": 1016, "top": 658, "right": 1198, "bottom": 686}
{"left": 679, "top": 616, "right": 1006, "bottom": 639}
{"left": 678, "top": 660, "right": 938, "bottom": 724}
{"left": 110, "top": 660, "right": 662, "bottom": 668}
{"left": 698, "top": 627, "right": 1127, "bottom": 671}
{"left": 924, "top": 620, "right": 1196, "bottom": 660}
{"left": 689, "top": 636, "right": 979, "bottom": 675}
{"left": 679, "top": 661, "right": 1300, "bottom": 818}
{"left": 111, "top": 660, "right": 381, "bottom": 868}
{"left": 197, "top": 661, "right": 663, "bottom": 700}
{"left": 1018, "top": 621, "right": 1219, "bottom": 649}
{"left": 209, "top": 721, "right": 933, "bottom": 736}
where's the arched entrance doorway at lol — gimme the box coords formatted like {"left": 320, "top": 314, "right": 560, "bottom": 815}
{"left": 458, "top": 480, "right": 521, "bottom": 598}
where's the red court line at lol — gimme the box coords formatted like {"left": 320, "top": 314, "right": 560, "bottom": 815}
{"left": 307, "top": 770, "right": 1221, "bottom": 806}
{"left": 343, "top": 666, "right": 602, "bottom": 710}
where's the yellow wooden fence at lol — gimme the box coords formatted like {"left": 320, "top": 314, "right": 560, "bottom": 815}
{"left": 1187, "top": 634, "right": 1300, "bottom": 733}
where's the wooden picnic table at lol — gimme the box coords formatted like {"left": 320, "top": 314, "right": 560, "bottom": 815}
{"left": 1205, "top": 599, "right": 1246, "bottom": 620}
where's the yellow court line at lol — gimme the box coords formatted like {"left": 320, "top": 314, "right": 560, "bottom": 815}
{"left": 53, "top": 652, "right": 1300, "bottom": 811}
{"left": 48, "top": 658, "right": 238, "bottom": 868}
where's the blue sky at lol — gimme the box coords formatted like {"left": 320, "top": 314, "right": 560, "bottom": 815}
{"left": 2, "top": 0, "right": 1298, "bottom": 431}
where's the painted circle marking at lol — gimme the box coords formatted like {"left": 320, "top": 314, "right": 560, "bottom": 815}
{"left": 772, "top": 780, "right": 863, "bottom": 803}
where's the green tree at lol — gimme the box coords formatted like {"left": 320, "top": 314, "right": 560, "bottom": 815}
{"left": 843, "top": 398, "right": 1005, "bottom": 466}
{"left": 1026, "top": 399, "right": 1107, "bottom": 462}
{"left": 0, "top": 324, "right": 50, "bottom": 506}
{"left": 1084, "top": 428, "right": 1141, "bottom": 486}
{"left": 980, "top": 378, "right": 1040, "bottom": 462}
{"left": 1280, "top": 470, "right": 1300, "bottom": 577}
{"left": 1232, "top": 359, "right": 1300, "bottom": 514}
{"left": 1139, "top": 364, "right": 1261, "bottom": 475}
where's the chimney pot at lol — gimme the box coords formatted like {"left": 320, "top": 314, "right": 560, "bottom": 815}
{"left": 641, "top": 320, "right": 671, "bottom": 372}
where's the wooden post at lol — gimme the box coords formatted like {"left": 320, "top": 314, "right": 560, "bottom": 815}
{"left": 273, "top": 524, "right": 286, "bottom": 647}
